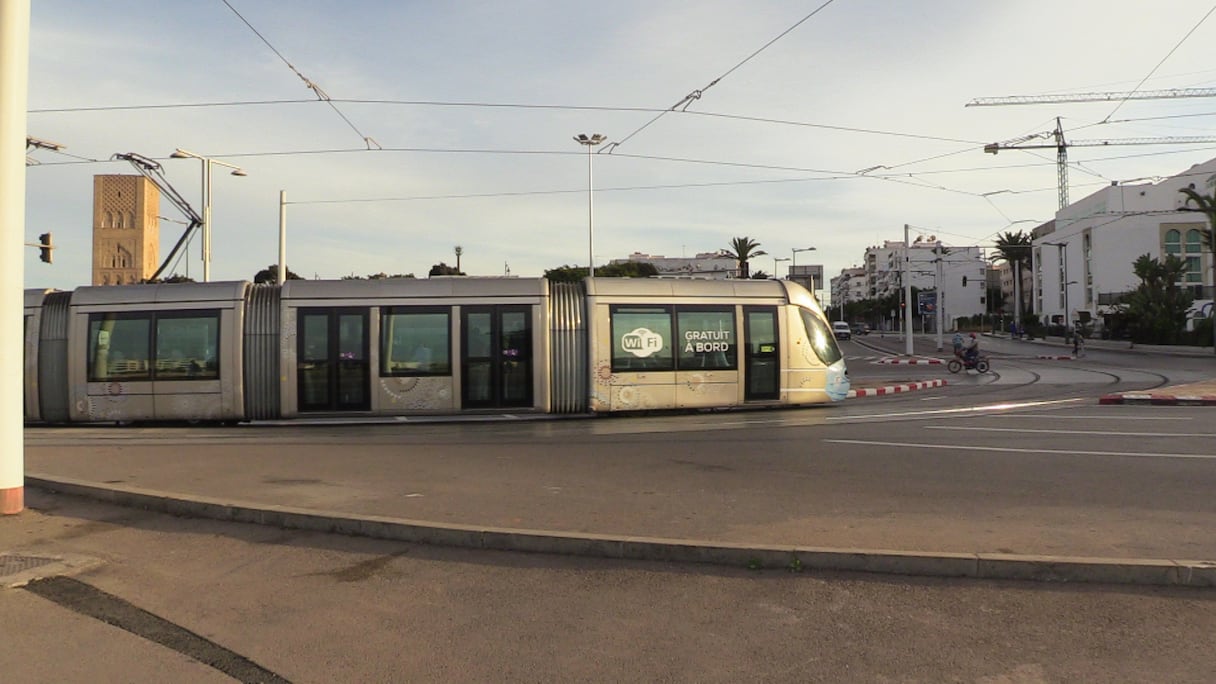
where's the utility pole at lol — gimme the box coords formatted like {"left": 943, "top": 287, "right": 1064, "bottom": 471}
{"left": 935, "top": 242, "right": 944, "bottom": 352}
{"left": 278, "top": 190, "right": 287, "bottom": 285}
{"left": 904, "top": 224, "right": 913, "bottom": 356}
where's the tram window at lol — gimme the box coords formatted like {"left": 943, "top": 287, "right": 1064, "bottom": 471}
{"left": 676, "top": 308, "right": 736, "bottom": 370}
{"left": 381, "top": 308, "right": 451, "bottom": 376}
{"left": 799, "top": 308, "right": 843, "bottom": 365}
{"left": 610, "top": 306, "right": 673, "bottom": 371}
{"left": 155, "top": 312, "right": 220, "bottom": 380}
{"left": 88, "top": 311, "right": 220, "bottom": 382}
{"left": 88, "top": 313, "right": 151, "bottom": 381}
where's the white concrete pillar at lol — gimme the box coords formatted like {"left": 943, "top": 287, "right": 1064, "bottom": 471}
{"left": 0, "top": 0, "right": 30, "bottom": 514}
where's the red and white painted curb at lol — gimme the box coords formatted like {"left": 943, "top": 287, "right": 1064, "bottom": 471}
{"left": 849, "top": 379, "right": 947, "bottom": 398}
{"left": 1036, "top": 355, "right": 1075, "bottom": 360}
{"left": 1099, "top": 393, "right": 1216, "bottom": 406}
{"left": 876, "top": 357, "right": 943, "bottom": 365}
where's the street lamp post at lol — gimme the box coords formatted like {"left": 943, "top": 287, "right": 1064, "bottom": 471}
{"left": 792, "top": 246, "right": 815, "bottom": 290}
{"left": 573, "top": 134, "right": 605, "bottom": 278}
{"left": 170, "top": 148, "right": 247, "bottom": 282}
{"left": 773, "top": 256, "right": 790, "bottom": 280}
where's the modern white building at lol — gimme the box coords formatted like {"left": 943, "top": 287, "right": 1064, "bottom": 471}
{"left": 829, "top": 266, "right": 867, "bottom": 305}
{"left": 1032, "top": 158, "right": 1216, "bottom": 332}
{"left": 842, "top": 237, "right": 988, "bottom": 330}
{"left": 612, "top": 251, "right": 737, "bottom": 279}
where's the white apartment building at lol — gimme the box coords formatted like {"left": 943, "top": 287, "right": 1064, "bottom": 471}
{"left": 851, "top": 237, "right": 988, "bottom": 328}
{"left": 829, "top": 266, "right": 867, "bottom": 307}
{"left": 613, "top": 251, "right": 737, "bottom": 279}
{"left": 1032, "top": 158, "right": 1216, "bottom": 331}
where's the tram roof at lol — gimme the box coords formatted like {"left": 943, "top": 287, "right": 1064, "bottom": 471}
{"left": 65, "top": 280, "right": 251, "bottom": 306}
{"left": 586, "top": 277, "right": 799, "bottom": 302}
{"left": 280, "top": 276, "right": 550, "bottom": 300}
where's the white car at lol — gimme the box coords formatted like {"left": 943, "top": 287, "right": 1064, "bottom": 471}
{"left": 832, "top": 321, "right": 852, "bottom": 341}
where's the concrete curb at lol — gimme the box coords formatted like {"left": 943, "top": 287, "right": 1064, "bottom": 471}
{"left": 1099, "top": 393, "right": 1216, "bottom": 406}
{"left": 849, "top": 379, "right": 946, "bottom": 398}
{"left": 876, "top": 357, "right": 943, "bottom": 365}
{"left": 26, "top": 474, "right": 1216, "bottom": 588}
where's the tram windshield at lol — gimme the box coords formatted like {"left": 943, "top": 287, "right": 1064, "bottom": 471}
{"left": 798, "top": 307, "right": 843, "bottom": 366}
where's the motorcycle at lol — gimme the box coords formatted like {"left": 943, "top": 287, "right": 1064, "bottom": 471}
{"left": 947, "top": 353, "right": 990, "bottom": 374}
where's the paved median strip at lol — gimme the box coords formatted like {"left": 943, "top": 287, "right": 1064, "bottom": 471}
{"left": 25, "top": 474, "right": 1216, "bottom": 589}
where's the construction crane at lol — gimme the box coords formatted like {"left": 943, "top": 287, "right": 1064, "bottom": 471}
{"left": 966, "top": 87, "right": 1216, "bottom": 107}
{"left": 972, "top": 89, "right": 1216, "bottom": 208}
{"left": 113, "top": 152, "right": 203, "bottom": 282}
{"left": 983, "top": 117, "right": 1216, "bottom": 209}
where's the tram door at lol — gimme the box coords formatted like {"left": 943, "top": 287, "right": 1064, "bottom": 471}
{"left": 461, "top": 306, "right": 532, "bottom": 408}
{"left": 744, "top": 307, "right": 780, "bottom": 400}
{"left": 297, "top": 308, "right": 370, "bottom": 412}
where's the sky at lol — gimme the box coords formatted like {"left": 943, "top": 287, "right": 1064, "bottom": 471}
{"left": 21, "top": 1, "right": 1216, "bottom": 292}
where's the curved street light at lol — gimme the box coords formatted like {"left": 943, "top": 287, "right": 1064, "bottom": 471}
{"left": 773, "top": 256, "right": 790, "bottom": 279}
{"left": 169, "top": 148, "right": 247, "bottom": 282}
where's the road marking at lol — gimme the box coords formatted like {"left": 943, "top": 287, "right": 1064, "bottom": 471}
{"left": 997, "top": 414, "right": 1191, "bottom": 421}
{"left": 823, "top": 439, "right": 1216, "bottom": 460}
{"left": 925, "top": 426, "right": 1213, "bottom": 438}
{"left": 824, "top": 397, "right": 1084, "bottom": 421}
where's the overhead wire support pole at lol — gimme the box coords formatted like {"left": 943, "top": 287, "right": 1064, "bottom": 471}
{"left": 904, "top": 224, "right": 913, "bottom": 357}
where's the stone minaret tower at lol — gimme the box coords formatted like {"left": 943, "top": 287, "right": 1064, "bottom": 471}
{"left": 92, "top": 175, "right": 159, "bottom": 285}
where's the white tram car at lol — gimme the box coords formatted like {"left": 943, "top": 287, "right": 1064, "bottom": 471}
{"left": 23, "top": 277, "right": 848, "bottom": 424}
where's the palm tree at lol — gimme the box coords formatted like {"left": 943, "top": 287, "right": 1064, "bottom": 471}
{"left": 1123, "top": 254, "right": 1193, "bottom": 344}
{"left": 724, "top": 237, "right": 767, "bottom": 279}
{"left": 990, "top": 230, "right": 1032, "bottom": 329}
{"left": 1179, "top": 186, "right": 1216, "bottom": 353}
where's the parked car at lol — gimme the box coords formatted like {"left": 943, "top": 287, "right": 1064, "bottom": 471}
{"left": 832, "top": 321, "right": 852, "bottom": 340}
{"left": 851, "top": 323, "right": 870, "bottom": 336}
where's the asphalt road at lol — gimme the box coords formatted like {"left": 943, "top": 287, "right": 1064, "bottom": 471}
{"left": 6, "top": 334, "right": 1216, "bottom": 681}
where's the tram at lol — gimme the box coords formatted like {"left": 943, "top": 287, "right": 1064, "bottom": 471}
{"left": 23, "top": 277, "right": 849, "bottom": 424}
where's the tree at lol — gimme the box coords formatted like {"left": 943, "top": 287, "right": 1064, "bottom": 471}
{"left": 253, "top": 264, "right": 303, "bottom": 283}
{"left": 597, "top": 261, "right": 658, "bottom": 278}
{"left": 141, "top": 273, "right": 195, "bottom": 284}
{"left": 990, "top": 230, "right": 1032, "bottom": 325}
{"left": 1178, "top": 186, "right": 1216, "bottom": 354}
{"left": 1119, "top": 253, "right": 1193, "bottom": 344}
{"left": 723, "top": 237, "right": 766, "bottom": 279}
{"left": 543, "top": 265, "right": 587, "bottom": 283}
{"left": 543, "top": 261, "right": 658, "bottom": 282}
{"left": 428, "top": 262, "right": 465, "bottom": 276}
{"left": 342, "top": 272, "right": 415, "bottom": 280}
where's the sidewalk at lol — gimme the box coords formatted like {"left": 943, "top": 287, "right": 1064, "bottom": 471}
{"left": 987, "top": 331, "right": 1215, "bottom": 358}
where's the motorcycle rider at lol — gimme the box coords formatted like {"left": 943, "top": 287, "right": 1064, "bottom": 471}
{"left": 961, "top": 332, "right": 979, "bottom": 365}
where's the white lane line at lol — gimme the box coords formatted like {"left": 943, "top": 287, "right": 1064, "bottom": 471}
{"left": 925, "top": 426, "right": 1214, "bottom": 438}
{"left": 823, "top": 439, "right": 1216, "bottom": 460}
{"left": 824, "top": 398, "right": 1084, "bottom": 421}
{"left": 997, "top": 414, "right": 1191, "bottom": 421}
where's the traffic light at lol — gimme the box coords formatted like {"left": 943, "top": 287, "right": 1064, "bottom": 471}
{"left": 962, "top": 275, "right": 968, "bottom": 287}
{"left": 38, "top": 233, "right": 53, "bottom": 263}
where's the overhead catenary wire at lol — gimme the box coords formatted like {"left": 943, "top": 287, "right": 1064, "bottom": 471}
{"left": 608, "top": 0, "right": 838, "bottom": 151}
{"left": 1104, "top": 4, "right": 1216, "bottom": 121}
{"left": 220, "top": 0, "right": 380, "bottom": 149}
